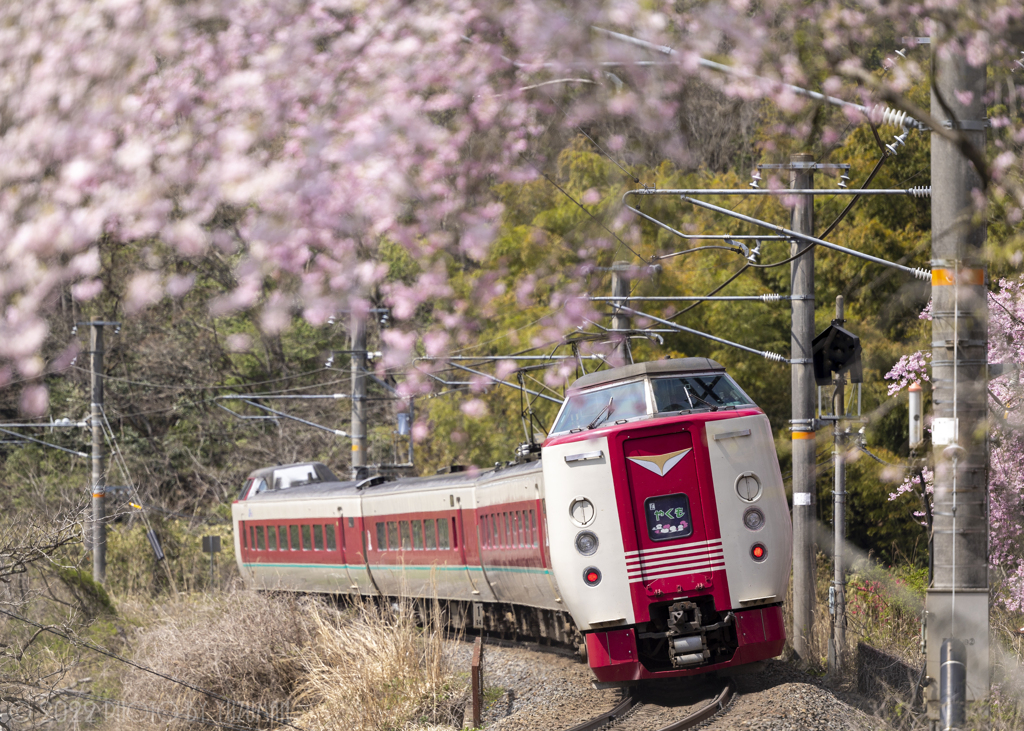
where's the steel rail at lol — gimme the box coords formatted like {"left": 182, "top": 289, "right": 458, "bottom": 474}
{"left": 561, "top": 691, "right": 638, "bottom": 731}
{"left": 653, "top": 679, "right": 736, "bottom": 731}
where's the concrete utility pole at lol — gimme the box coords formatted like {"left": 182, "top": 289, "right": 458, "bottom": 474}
{"left": 90, "top": 322, "right": 106, "bottom": 585}
{"left": 789, "top": 152, "right": 816, "bottom": 661}
{"left": 829, "top": 296, "right": 847, "bottom": 674}
{"left": 924, "top": 43, "right": 989, "bottom": 719}
{"left": 350, "top": 313, "right": 368, "bottom": 481}
{"left": 611, "top": 261, "right": 632, "bottom": 365}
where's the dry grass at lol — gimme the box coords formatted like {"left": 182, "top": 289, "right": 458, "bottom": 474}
{"left": 116, "top": 590, "right": 315, "bottom": 730}
{"left": 112, "top": 589, "right": 464, "bottom": 731}
{"left": 292, "top": 597, "right": 464, "bottom": 731}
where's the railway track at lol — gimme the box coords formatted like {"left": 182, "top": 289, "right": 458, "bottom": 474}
{"left": 562, "top": 679, "right": 734, "bottom": 731}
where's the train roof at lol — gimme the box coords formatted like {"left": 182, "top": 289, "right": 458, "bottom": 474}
{"left": 568, "top": 357, "right": 725, "bottom": 391}
{"left": 243, "top": 459, "right": 543, "bottom": 503}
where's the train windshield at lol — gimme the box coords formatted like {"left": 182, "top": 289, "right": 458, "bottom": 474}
{"left": 551, "top": 380, "right": 648, "bottom": 433}
{"left": 651, "top": 374, "right": 751, "bottom": 413}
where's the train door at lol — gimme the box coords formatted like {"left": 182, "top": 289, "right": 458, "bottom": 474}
{"left": 622, "top": 430, "right": 718, "bottom": 595}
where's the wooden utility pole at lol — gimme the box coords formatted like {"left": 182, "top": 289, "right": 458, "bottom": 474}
{"left": 611, "top": 261, "right": 632, "bottom": 365}
{"left": 924, "top": 40, "right": 989, "bottom": 721}
{"left": 789, "top": 152, "right": 816, "bottom": 661}
{"left": 90, "top": 321, "right": 106, "bottom": 584}
{"left": 350, "top": 313, "right": 368, "bottom": 481}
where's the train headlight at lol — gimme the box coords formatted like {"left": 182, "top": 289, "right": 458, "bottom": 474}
{"left": 575, "top": 530, "right": 599, "bottom": 556}
{"left": 583, "top": 567, "right": 602, "bottom": 586}
{"left": 750, "top": 543, "right": 768, "bottom": 562}
{"left": 743, "top": 508, "right": 765, "bottom": 531}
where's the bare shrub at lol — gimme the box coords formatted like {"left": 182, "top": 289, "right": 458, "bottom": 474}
{"left": 293, "top": 597, "right": 463, "bottom": 731}
{"left": 118, "top": 590, "right": 315, "bottom": 730}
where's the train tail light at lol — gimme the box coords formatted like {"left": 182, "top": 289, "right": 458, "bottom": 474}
{"left": 583, "top": 567, "right": 602, "bottom": 586}
{"left": 750, "top": 543, "right": 767, "bottom": 562}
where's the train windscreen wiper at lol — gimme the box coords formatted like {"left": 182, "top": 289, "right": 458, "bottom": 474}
{"left": 586, "top": 397, "right": 615, "bottom": 429}
{"left": 684, "top": 385, "right": 717, "bottom": 412}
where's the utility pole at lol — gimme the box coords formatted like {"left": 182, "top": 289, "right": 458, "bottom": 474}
{"left": 350, "top": 313, "right": 368, "bottom": 481}
{"left": 90, "top": 321, "right": 106, "bottom": 585}
{"left": 925, "top": 40, "right": 989, "bottom": 721}
{"left": 829, "top": 296, "right": 847, "bottom": 674}
{"left": 611, "top": 261, "right": 632, "bottom": 365}
{"left": 789, "top": 152, "right": 816, "bottom": 661}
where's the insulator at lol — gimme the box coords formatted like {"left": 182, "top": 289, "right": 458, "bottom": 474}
{"left": 749, "top": 179, "right": 760, "bottom": 189}
{"left": 908, "top": 186, "right": 931, "bottom": 198}
{"left": 763, "top": 351, "right": 786, "bottom": 363}
{"left": 760, "top": 293, "right": 782, "bottom": 303}
{"left": 912, "top": 267, "right": 931, "bottom": 282}
{"left": 895, "top": 49, "right": 907, "bottom": 60}
{"left": 880, "top": 107, "right": 908, "bottom": 129}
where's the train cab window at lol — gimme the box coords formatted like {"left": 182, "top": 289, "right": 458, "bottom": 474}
{"left": 412, "top": 521, "right": 423, "bottom": 549}
{"left": 651, "top": 374, "right": 751, "bottom": 414}
{"left": 437, "top": 519, "right": 450, "bottom": 549}
{"left": 530, "top": 510, "right": 538, "bottom": 547}
{"left": 255, "top": 526, "right": 265, "bottom": 550}
{"left": 301, "top": 525, "right": 312, "bottom": 551}
{"left": 267, "top": 526, "right": 278, "bottom": 550}
{"left": 551, "top": 380, "right": 648, "bottom": 432}
{"left": 289, "top": 525, "right": 300, "bottom": 550}
{"left": 387, "top": 522, "right": 399, "bottom": 550}
{"left": 376, "top": 522, "right": 386, "bottom": 551}
{"left": 325, "top": 525, "right": 337, "bottom": 551}
{"left": 313, "top": 525, "right": 324, "bottom": 550}
{"left": 424, "top": 519, "right": 436, "bottom": 549}
{"left": 399, "top": 521, "right": 411, "bottom": 549}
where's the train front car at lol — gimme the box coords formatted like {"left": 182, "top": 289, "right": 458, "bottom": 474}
{"left": 541, "top": 358, "right": 791, "bottom": 685}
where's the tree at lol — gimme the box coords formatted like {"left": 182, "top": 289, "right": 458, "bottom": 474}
{"left": 2, "top": 0, "right": 1022, "bottom": 411}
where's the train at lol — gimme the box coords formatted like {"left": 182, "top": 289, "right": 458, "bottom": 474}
{"left": 232, "top": 357, "right": 792, "bottom": 685}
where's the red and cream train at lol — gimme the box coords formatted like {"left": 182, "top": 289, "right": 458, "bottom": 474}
{"left": 232, "top": 358, "right": 792, "bottom": 684}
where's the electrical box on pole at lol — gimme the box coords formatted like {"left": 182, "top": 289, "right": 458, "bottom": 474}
{"left": 811, "top": 320, "right": 862, "bottom": 386}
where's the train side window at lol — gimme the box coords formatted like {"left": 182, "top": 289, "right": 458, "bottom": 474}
{"left": 313, "top": 524, "right": 324, "bottom": 550}
{"left": 530, "top": 510, "right": 538, "bottom": 547}
{"left": 424, "top": 519, "right": 437, "bottom": 549}
{"left": 290, "top": 525, "right": 300, "bottom": 550}
{"left": 325, "top": 524, "right": 337, "bottom": 551}
{"left": 348, "top": 517, "right": 355, "bottom": 528}
{"left": 479, "top": 516, "right": 488, "bottom": 548}
{"left": 301, "top": 525, "right": 312, "bottom": 551}
{"left": 387, "top": 521, "right": 398, "bottom": 550}
{"left": 376, "top": 522, "right": 386, "bottom": 550}
{"left": 267, "top": 525, "right": 277, "bottom": 550}
{"left": 503, "top": 513, "right": 510, "bottom": 547}
{"left": 412, "top": 520, "right": 423, "bottom": 549}
{"left": 451, "top": 517, "right": 458, "bottom": 549}
{"left": 490, "top": 515, "right": 497, "bottom": 548}
{"left": 437, "top": 518, "right": 449, "bottom": 549}
{"left": 516, "top": 511, "right": 524, "bottom": 547}
{"left": 255, "top": 526, "right": 265, "bottom": 550}
{"left": 399, "top": 521, "right": 411, "bottom": 549}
